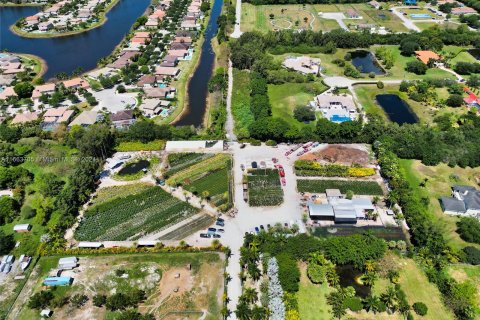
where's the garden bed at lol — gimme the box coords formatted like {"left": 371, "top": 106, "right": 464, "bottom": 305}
{"left": 75, "top": 187, "right": 199, "bottom": 241}
{"left": 294, "top": 160, "right": 375, "bottom": 177}
{"left": 247, "top": 169, "right": 284, "bottom": 206}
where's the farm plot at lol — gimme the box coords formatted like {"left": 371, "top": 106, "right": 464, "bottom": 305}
{"left": 297, "top": 179, "right": 384, "bottom": 195}
{"left": 164, "top": 152, "right": 215, "bottom": 178}
{"left": 247, "top": 169, "right": 284, "bottom": 206}
{"left": 12, "top": 253, "right": 225, "bottom": 320}
{"left": 166, "top": 154, "right": 233, "bottom": 210}
{"left": 75, "top": 187, "right": 199, "bottom": 241}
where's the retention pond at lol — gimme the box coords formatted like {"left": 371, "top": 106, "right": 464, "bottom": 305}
{"left": 375, "top": 94, "right": 418, "bottom": 125}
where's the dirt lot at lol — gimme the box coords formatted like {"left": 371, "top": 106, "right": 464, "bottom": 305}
{"left": 300, "top": 144, "right": 373, "bottom": 166}
{"left": 10, "top": 253, "right": 225, "bottom": 320}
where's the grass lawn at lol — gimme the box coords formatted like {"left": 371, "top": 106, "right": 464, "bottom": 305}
{"left": 448, "top": 263, "right": 480, "bottom": 314}
{"left": 297, "top": 263, "right": 333, "bottom": 320}
{"left": 12, "top": 252, "right": 225, "bottom": 320}
{"left": 115, "top": 139, "right": 165, "bottom": 151}
{"left": 373, "top": 254, "right": 453, "bottom": 320}
{"left": 241, "top": 3, "right": 340, "bottom": 33}
{"left": 231, "top": 69, "right": 254, "bottom": 139}
{"left": 415, "top": 21, "right": 461, "bottom": 31}
{"left": 444, "top": 45, "right": 478, "bottom": 67}
{"left": 268, "top": 81, "right": 327, "bottom": 128}
{"left": 398, "top": 159, "right": 480, "bottom": 252}
{"left": 354, "top": 84, "right": 469, "bottom": 125}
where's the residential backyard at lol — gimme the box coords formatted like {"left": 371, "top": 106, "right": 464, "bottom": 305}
{"left": 399, "top": 159, "right": 480, "bottom": 252}
{"left": 11, "top": 253, "right": 225, "bottom": 320}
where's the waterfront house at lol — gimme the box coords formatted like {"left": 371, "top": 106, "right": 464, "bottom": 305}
{"left": 32, "top": 83, "right": 56, "bottom": 100}
{"left": 312, "top": 94, "right": 358, "bottom": 123}
{"left": 54, "top": 21, "right": 68, "bottom": 31}
{"left": 160, "top": 55, "right": 179, "bottom": 67}
{"left": 109, "top": 109, "right": 135, "bottom": 129}
{"left": 136, "top": 75, "right": 158, "bottom": 88}
{"left": 180, "top": 19, "right": 198, "bottom": 30}
{"left": 174, "top": 36, "right": 192, "bottom": 44}
{"left": 62, "top": 78, "right": 90, "bottom": 90}
{"left": 25, "top": 15, "right": 39, "bottom": 26}
{"left": 38, "top": 22, "right": 53, "bottom": 32}
{"left": 11, "top": 111, "right": 39, "bottom": 125}
{"left": 170, "top": 42, "right": 190, "bottom": 50}
{"left": 107, "top": 51, "right": 138, "bottom": 69}
{"left": 134, "top": 31, "right": 150, "bottom": 39}
{"left": 139, "top": 99, "right": 163, "bottom": 117}
{"left": 144, "top": 87, "right": 176, "bottom": 99}
{"left": 155, "top": 66, "right": 180, "bottom": 78}
{"left": 42, "top": 106, "right": 75, "bottom": 130}
{"left": 167, "top": 49, "right": 190, "bottom": 59}
{"left": 0, "top": 87, "right": 17, "bottom": 101}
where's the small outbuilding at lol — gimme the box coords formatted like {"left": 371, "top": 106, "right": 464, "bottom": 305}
{"left": 77, "top": 241, "right": 104, "bottom": 249}
{"left": 43, "top": 276, "right": 73, "bottom": 286}
{"left": 40, "top": 309, "right": 53, "bottom": 318}
{"left": 58, "top": 257, "right": 78, "bottom": 270}
{"left": 13, "top": 224, "right": 32, "bottom": 233}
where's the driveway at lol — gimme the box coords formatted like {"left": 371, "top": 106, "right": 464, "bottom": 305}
{"left": 321, "top": 12, "right": 349, "bottom": 31}
{"left": 231, "top": 0, "right": 243, "bottom": 38}
{"left": 390, "top": 7, "right": 421, "bottom": 32}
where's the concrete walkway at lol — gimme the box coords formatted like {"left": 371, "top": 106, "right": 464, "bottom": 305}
{"left": 231, "top": 0, "right": 243, "bottom": 38}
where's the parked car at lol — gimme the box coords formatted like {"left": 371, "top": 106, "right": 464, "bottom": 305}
{"left": 216, "top": 220, "right": 225, "bottom": 227}
{"left": 217, "top": 218, "right": 225, "bottom": 222}
{"left": 260, "top": 161, "right": 266, "bottom": 169}
{"left": 119, "top": 155, "right": 131, "bottom": 160}
{"left": 217, "top": 229, "right": 225, "bottom": 233}
{"left": 252, "top": 161, "right": 258, "bottom": 169}
{"left": 240, "top": 164, "right": 245, "bottom": 171}
{"left": 272, "top": 157, "right": 278, "bottom": 163}
{"left": 213, "top": 234, "right": 221, "bottom": 238}
{"left": 255, "top": 227, "right": 260, "bottom": 234}
{"left": 281, "top": 177, "right": 286, "bottom": 186}
{"left": 278, "top": 165, "right": 285, "bottom": 177}
{"left": 208, "top": 228, "right": 217, "bottom": 232}
{"left": 240, "top": 143, "right": 246, "bottom": 148}
{"left": 260, "top": 225, "right": 265, "bottom": 230}
{"left": 200, "top": 233, "right": 211, "bottom": 238}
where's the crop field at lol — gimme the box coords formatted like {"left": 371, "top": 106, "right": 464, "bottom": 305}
{"left": 11, "top": 253, "right": 225, "bottom": 320}
{"left": 159, "top": 214, "right": 216, "bottom": 240}
{"left": 297, "top": 179, "right": 384, "bottom": 195}
{"left": 166, "top": 154, "right": 233, "bottom": 209}
{"left": 75, "top": 187, "right": 199, "bottom": 241}
{"left": 165, "top": 152, "right": 215, "bottom": 177}
{"left": 90, "top": 183, "right": 153, "bottom": 209}
{"left": 247, "top": 169, "right": 284, "bottom": 206}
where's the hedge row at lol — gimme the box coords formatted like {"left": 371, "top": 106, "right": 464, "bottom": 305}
{"left": 294, "top": 160, "right": 375, "bottom": 177}
{"left": 296, "top": 179, "right": 384, "bottom": 195}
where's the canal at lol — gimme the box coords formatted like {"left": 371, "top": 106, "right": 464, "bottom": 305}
{"left": 175, "top": 0, "right": 223, "bottom": 127}
{"left": 0, "top": 0, "right": 151, "bottom": 80}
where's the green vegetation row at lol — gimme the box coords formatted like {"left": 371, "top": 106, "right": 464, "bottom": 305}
{"left": 75, "top": 187, "right": 199, "bottom": 241}
{"left": 294, "top": 160, "right": 376, "bottom": 177}
{"left": 166, "top": 154, "right": 230, "bottom": 186}
{"left": 164, "top": 152, "right": 215, "bottom": 178}
{"left": 296, "top": 179, "right": 384, "bottom": 195}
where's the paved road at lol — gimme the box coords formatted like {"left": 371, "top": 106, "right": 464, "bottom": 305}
{"left": 390, "top": 7, "right": 421, "bottom": 32}
{"left": 225, "top": 60, "right": 237, "bottom": 141}
{"left": 231, "top": 0, "right": 243, "bottom": 38}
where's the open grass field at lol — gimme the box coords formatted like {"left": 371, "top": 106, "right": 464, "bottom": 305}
{"left": 297, "top": 263, "right": 333, "bottom": 320}
{"left": 231, "top": 69, "right": 254, "bottom": 139}
{"left": 115, "top": 140, "right": 165, "bottom": 152}
{"left": 448, "top": 263, "right": 480, "bottom": 314}
{"left": 415, "top": 21, "right": 461, "bottom": 31}
{"left": 354, "top": 84, "right": 469, "bottom": 125}
{"left": 241, "top": 3, "right": 340, "bottom": 33}
{"left": 444, "top": 45, "right": 478, "bottom": 67}
{"left": 297, "top": 179, "right": 384, "bottom": 195}
{"left": 166, "top": 154, "right": 233, "bottom": 209}
{"left": 11, "top": 252, "right": 225, "bottom": 320}
{"left": 268, "top": 82, "right": 327, "bottom": 128}
{"left": 75, "top": 186, "right": 199, "bottom": 241}
{"left": 398, "top": 159, "right": 480, "bottom": 251}
{"left": 247, "top": 169, "right": 283, "bottom": 206}
{"left": 373, "top": 254, "right": 454, "bottom": 320}
{"left": 158, "top": 214, "right": 216, "bottom": 240}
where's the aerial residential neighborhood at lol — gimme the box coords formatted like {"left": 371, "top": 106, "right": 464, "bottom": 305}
{"left": 0, "top": 0, "right": 480, "bottom": 318}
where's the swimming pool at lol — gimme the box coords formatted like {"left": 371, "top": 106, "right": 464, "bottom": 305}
{"left": 410, "top": 13, "right": 431, "bottom": 18}
{"left": 158, "top": 83, "right": 167, "bottom": 88}
{"left": 160, "top": 109, "right": 170, "bottom": 117}
{"left": 330, "top": 115, "right": 352, "bottom": 123}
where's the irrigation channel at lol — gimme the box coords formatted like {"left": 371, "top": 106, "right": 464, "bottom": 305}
{"left": 0, "top": 0, "right": 150, "bottom": 80}
{"left": 175, "top": 0, "right": 224, "bottom": 127}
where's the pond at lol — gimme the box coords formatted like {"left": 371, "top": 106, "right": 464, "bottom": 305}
{"left": 375, "top": 94, "right": 419, "bottom": 125}
{"left": 350, "top": 50, "right": 385, "bottom": 75}
{"left": 467, "top": 48, "right": 480, "bottom": 61}
{"left": 336, "top": 265, "right": 371, "bottom": 298}
{"left": 117, "top": 159, "right": 150, "bottom": 176}
{"left": 174, "top": 0, "right": 224, "bottom": 127}
{"left": 0, "top": 0, "right": 151, "bottom": 80}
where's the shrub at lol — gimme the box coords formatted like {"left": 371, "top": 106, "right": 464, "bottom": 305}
{"left": 0, "top": 230, "right": 15, "bottom": 255}
{"left": 276, "top": 253, "right": 300, "bottom": 292}
{"left": 463, "top": 246, "right": 480, "bottom": 265}
{"left": 28, "top": 291, "right": 54, "bottom": 309}
{"left": 456, "top": 217, "right": 480, "bottom": 244}
{"left": 93, "top": 294, "right": 107, "bottom": 307}
{"left": 406, "top": 60, "right": 428, "bottom": 75}
{"left": 377, "top": 81, "right": 384, "bottom": 89}
{"left": 343, "top": 297, "right": 363, "bottom": 311}
{"left": 413, "top": 302, "right": 428, "bottom": 316}
{"left": 294, "top": 106, "right": 316, "bottom": 122}
{"left": 21, "top": 205, "right": 36, "bottom": 219}
{"left": 369, "top": 72, "right": 376, "bottom": 78}
{"left": 446, "top": 94, "right": 464, "bottom": 108}
{"left": 71, "top": 294, "right": 88, "bottom": 308}
{"left": 266, "top": 140, "right": 277, "bottom": 146}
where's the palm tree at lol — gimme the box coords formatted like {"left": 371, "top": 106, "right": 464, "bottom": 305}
{"left": 235, "top": 300, "right": 252, "bottom": 320}
{"left": 362, "top": 271, "right": 377, "bottom": 287}
{"left": 381, "top": 286, "right": 398, "bottom": 313}
{"left": 241, "top": 287, "right": 258, "bottom": 304}
{"left": 364, "top": 295, "right": 380, "bottom": 313}
{"left": 364, "top": 260, "right": 376, "bottom": 273}
{"left": 251, "top": 306, "right": 266, "bottom": 320}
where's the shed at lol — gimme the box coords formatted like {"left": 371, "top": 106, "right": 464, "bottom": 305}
{"left": 40, "top": 309, "right": 53, "bottom": 318}
{"left": 325, "top": 189, "right": 343, "bottom": 199}
{"left": 137, "top": 240, "right": 159, "bottom": 247}
{"left": 308, "top": 203, "right": 335, "bottom": 220}
{"left": 58, "top": 257, "right": 78, "bottom": 270}
{"left": 13, "top": 224, "right": 31, "bottom": 233}
{"left": 334, "top": 207, "right": 357, "bottom": 223}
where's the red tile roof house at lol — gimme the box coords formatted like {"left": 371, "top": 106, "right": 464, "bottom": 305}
{"left": 463, "top": 93, "right": 480, "bottom": 107}
{"left": 25, "top": 15, "right": 39, "bottom": 26}
{"left": 0, "top": 87, "right": 17, "bottom": 101}
{"left": 32, "top": 83, "right": 56, "bottom": 100}
{"left": 62, "top": 78, "right": 90, "bottom": 90}
{"left": 42, "top": 106, "right": 75, "bottom": 131}
{"left": 144, "top": 87, "right": 176, "bottom": 99}
{"left": 174, "top": 36, "right": 192, "bottom": 44}
{"left": 451, "top": 6, "right": 477, "bottom": 14}
{"left": 109, "top": 109, "right": 136, "bottom": 129}
{"left": 170, "top": 42, "right": 190, "bottom": 50}
{"left": 130, "top": 37, "right": 148, "bottom": 45}
{"left": 134, "top": 31, "right": 150, "bottom": 39}
{"left": 11, "top": 111, "right": 40, "bottom": 125}
{"left": 107, "top": 51, "right": 139, "bottom": 69}
{"left": 155, "top": 66, "right": 180, "bottom": 78}
{"left": 167, "top": 49, "right": 189, "bottom": 59}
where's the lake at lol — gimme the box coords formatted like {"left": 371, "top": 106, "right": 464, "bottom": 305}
{"left": 350, "top": 50, "right": 385, "bottom": 75}
{"left": 175, "top": 0, "right": 223, "bottom": 127}
{"left": 336, "top": 265, "right": 371, "bottom": 298}
{"left": 0, "top": 0, "right": 151, "bottom": 80}
{"left": 376, "top": 94, "right": 418, "bottom": 125}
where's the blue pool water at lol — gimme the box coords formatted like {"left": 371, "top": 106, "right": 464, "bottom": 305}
{"left": 410, "top": 13, "right": 431, "bottom": 18}
{"left": 158, "top": 83, "right": 167, "bottom": 88}
{"left": 160, "top": 109, "right": 169, "bottom": 117}
{"left": 330, "top": 115, "right": 352, "bottom": 123}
